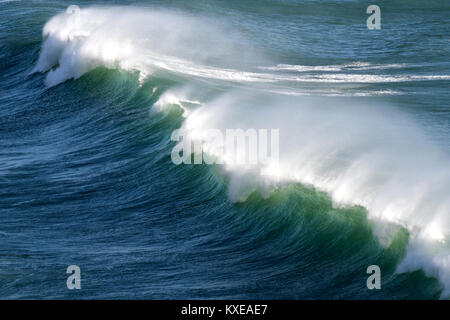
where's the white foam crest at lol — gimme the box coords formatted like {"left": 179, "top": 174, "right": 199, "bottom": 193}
{"left": 397, "top": 233, "right": 450, "bottom": 297}
{"left": 152, "top": 87, "right": 201, "bottom": 115}
{"left": 32, "top": 6, "right": 266, "bottom": 87}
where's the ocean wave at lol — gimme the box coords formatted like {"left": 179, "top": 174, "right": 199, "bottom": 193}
{"left": 32, "top": 7, "right": 449, "bottom": 88}
{"left": 32, "top": 6, "right": 450, "bottom": 297}
{"left": 154, "top": 89, "right": 450, "bottom": 297}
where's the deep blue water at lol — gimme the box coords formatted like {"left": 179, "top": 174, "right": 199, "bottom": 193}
{"left": 0, "top": 0, "right": 449, "bottom": 299}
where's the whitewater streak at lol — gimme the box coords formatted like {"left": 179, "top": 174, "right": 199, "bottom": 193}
{"left": 33, "top": 7, "right": 450, "bottom": 297}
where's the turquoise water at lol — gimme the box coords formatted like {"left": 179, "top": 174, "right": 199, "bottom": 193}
{"left": 0, "top": 0, "right": 449, "bottom": 299}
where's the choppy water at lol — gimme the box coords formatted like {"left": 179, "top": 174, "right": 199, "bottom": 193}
{"left": 0, "top": 0, "right": 449, "bottom": 299}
